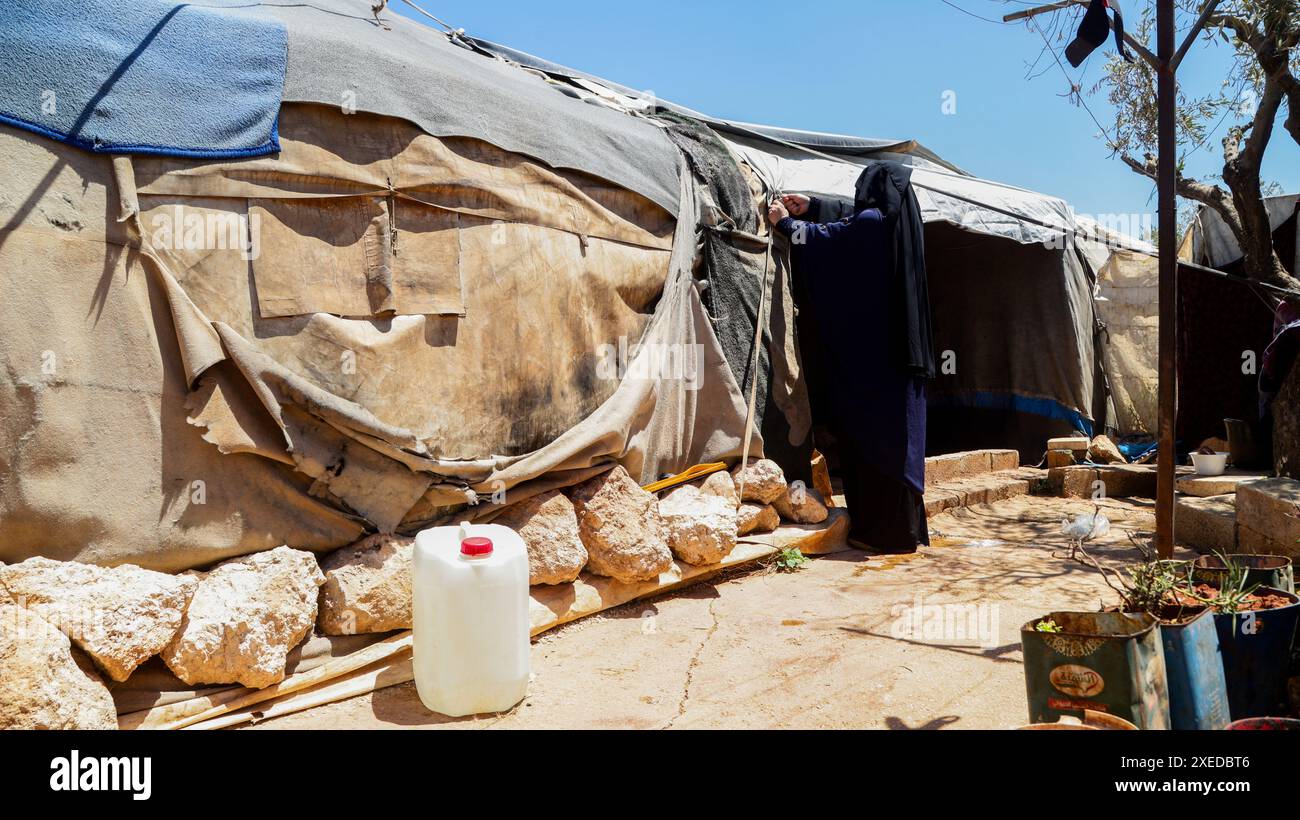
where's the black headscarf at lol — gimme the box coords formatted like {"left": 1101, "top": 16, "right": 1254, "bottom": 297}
{"left": 854, "top": 162, "right": 937, "bottom": 379}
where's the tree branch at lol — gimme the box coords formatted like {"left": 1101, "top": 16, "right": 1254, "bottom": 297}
{"left": 1121, "top": 152, "right": 1241, "bottom": 239}
{"left": 1208, "top": 11, "right": 1300, "bottom": 148}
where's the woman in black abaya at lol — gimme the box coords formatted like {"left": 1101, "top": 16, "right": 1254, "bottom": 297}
{"left": 768, "top": 162, "right": 936, "bottom": 553}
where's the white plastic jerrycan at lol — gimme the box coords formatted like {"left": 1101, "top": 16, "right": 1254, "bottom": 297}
{"left": 412, "top": 521, "right": 530, "bottom": 717}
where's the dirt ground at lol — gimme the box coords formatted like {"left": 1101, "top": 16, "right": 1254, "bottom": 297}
{"left": 252, "top": 494, "right": 1188, "bottom": 730}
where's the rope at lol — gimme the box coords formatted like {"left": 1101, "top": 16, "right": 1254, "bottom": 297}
{"left": 398, "top": 0, "right": 459, "bottom": 32}
{"left": 734, "top": 224, "right": 775, "bottom": 507}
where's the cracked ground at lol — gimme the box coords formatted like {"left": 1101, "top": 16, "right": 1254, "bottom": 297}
{"left": 249, "top": 494, "right": 1193, "bottom": 730}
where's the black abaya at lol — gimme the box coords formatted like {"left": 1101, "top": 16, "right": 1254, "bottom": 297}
{"left": 775, "top": 162, "right": 936, "bottom": 552}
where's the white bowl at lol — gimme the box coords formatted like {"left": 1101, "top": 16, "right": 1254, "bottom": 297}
{"left": 1191, "top": 452, "right": 1229, "bottom": 476}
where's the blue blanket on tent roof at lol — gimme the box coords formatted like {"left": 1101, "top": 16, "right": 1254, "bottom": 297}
{"left": 0, "top": 0, "right": 285, "bottom": 158}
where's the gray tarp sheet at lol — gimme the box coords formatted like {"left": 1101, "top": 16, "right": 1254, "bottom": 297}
{"left": 467, "top": 36, "right": 962, "bottom": 174}
{"left": 257, "top": 0, "right": 682, "bottom": 215}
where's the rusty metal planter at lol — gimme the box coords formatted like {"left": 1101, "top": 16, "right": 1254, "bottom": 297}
{"left": 1021, "top": 612, "right": 1170, "bottom": 730}
{"left": 1192, "top": 555, "right": 1294, "bottom": 595}
{"left": 1159, "top": 609, "right": 1231, "bottom": 730}
{"left": 1211, "top": 588, "right": 1300, "bottom": 720}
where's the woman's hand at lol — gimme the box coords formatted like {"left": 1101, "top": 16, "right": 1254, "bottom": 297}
{"left": 781, "top": 194, "right": 810, "bottom": 216}
{"left": 767, "top": 198, "right": 790, "bottom": 226}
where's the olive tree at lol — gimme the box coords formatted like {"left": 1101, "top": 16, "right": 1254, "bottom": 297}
{"left": 1042, "top": 0, "right": 1299, "bottom": 289}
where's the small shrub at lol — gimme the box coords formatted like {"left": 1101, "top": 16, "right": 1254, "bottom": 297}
{"left": 774, "top": 548, "right": 809, "bottom": 573}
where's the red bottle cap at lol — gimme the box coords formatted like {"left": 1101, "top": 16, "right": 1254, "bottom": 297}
{"left": 460, "top": 536, "right": 494, "bottom": 557}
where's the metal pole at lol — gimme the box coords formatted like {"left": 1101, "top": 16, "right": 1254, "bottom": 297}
{"left": 1155, "top": 0, "right": 1177, "bottom": 559}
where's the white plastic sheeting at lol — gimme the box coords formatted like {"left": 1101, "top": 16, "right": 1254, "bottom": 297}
{"left": 1184, "top": 194, "right": 1299, "bottom": 268}
{"left": 722, "top": 135, "right": 1077, "bottom": 247}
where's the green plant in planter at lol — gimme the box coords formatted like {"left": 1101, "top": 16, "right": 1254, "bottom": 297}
{"left": 1126, "top": 559, "right": 1192, "bottom": 617}
{"left": 1068, "top": 533, "right": 1195, "bottom": 621}
{"left": 1183, "top": 551, "right": 1261, "bottom": 614}
{"left": 1034, "top": 619, "right": 1062, "bottom": 633}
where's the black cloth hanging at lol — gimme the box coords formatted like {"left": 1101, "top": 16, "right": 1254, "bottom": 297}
{"left": 1065, "top": 0, "right": 1133, "bottom": 68}
{"left": 1110, "top": 0, "right": 1133, "bottom": 63}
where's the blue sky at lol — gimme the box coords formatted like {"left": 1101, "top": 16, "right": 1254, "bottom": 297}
{"left": 393, "top": 0, "right": 1298, "bottom": 239}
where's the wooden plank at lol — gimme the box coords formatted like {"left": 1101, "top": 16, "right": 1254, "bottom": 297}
{"left": 118, "top": 632, "right": 413, "bottom": 730}
{"left": 185, "top": 654, "right": 416, "bottom": 731}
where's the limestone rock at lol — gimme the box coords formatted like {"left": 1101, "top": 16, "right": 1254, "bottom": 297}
{"left": 567, "top": 466, "right": 673, "bottom": 583}
{"left": 162, "top": 546, "right": 325, "bottom": 688}
{"left": 1089, "top": 435, "right": 1126, "bottom": 465}
{"left": 317, "top": 534, "right": 413, "bottom": 635}
{"left": 773, "top": 483, "right": 829, "bottom": 524}
{"left": 0, "top": 556, "right": 198, "bottom": 682}
{"left": 493, "top": 490, "right": 588, "bottom": 585}
{"left": 810, "top": 450, "right": 835, "bottom": 504}
{"left": 659, "top": 484, "right": 737, "bottom": 565}
{"left": 1199, "top": 437, "right": 1231, "bottom": 455}
{"left": 738, "top": 502, "right": 780, "bottom": 536}
{"left": 0, "top": 604, "right": 116, "bottom": 729}
{"left": 732, "top": 459, "right": 786, "bottom": 504}
{"left": 698, "top": 470, "right": 738, "bottom": 506}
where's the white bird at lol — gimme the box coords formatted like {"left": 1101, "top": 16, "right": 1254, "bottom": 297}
{"left": 1061, "top": 506, "right": 1111, "bottom": 559}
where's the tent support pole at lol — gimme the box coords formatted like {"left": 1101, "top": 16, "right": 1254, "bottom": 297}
{"left": 1155, "top": 0, "right": 1177, "bottom": 559}
{"left": 1004, "top": 0, "right": 1225, "bottom": 560}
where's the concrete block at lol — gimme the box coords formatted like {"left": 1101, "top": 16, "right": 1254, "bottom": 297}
{"left": 1235, "top": 478, "right": 1300, "bottom": 556}
{"left": 1237, "top": 524, "right": 1299, "bottom": 559}
{"left": 1175, "top": 494, "right": 1237, "bottom": 554}
{"left": 924, "top": 451, "right": 989, "bottom": 486}
{"left": 1047, "top": 435, "right": 1089, "bottom": 453}
{"left": 1051, "top": 466, "right": 1100, "bottom": 498}
{"left": 923, "top": 489, "right": 962, "bottom": 517}
{"left": 1175, "top": 470, "right": 1268, "bottom": 498}
{"left": 1097, "top": 465, "right": 1158, "bottom": 498}
{"left": 1048, "top": 464, "right": 1156, "bottom": 499}
{"left": 1047, "top": 449, "right": 1076, "bottom": 469}
{"left": 988, "top": 449, "right": 1020, "bottom": 471}
{"left": 986, "top": 478, "right": 1031, "bottom": 504}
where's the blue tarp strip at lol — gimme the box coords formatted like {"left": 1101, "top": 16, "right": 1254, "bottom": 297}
{"left": 0, "top": 0, "right": 286, "bottom": 158}
{"left": 930, "top": 391, "right": 1094, "bottom": 436}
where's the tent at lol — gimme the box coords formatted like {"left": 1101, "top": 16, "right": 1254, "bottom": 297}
{"left": 1176, "top": 195, "right": 1299, "bottom": 451}
{"left": 0, "top": 0, "right": 1127, "bottom": 571}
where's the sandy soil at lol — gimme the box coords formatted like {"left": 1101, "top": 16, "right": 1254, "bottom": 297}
{"left": 250, "top": 494, "right": 1186, "bottom": 730}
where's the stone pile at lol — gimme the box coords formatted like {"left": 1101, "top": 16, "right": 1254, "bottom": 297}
{"left": 0, "top": 545, "right": 326, "bottom": 727}
{"left": 1, "top": 457, "right": 835, "bottom": 728}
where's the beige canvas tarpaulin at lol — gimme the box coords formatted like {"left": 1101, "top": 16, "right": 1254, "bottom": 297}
{"left": 0, "top": 103, "right": 756, "bottom": 571}
{"left": 1095, "top": 250, "right": 1159, "bottom": 436}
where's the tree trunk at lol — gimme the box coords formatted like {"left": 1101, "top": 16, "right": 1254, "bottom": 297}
{"left": 1221, "top": 154, "right": 1292, "bottom": 286}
